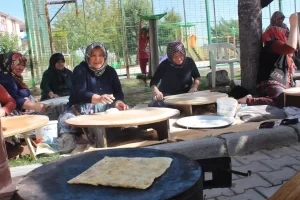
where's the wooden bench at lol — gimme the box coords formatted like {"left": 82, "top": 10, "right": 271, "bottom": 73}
{"left": 269, "top": 172, "right": 300, "bottom": 200}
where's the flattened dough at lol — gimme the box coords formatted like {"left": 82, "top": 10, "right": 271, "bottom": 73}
{"left": 68, "top": 156, "right": 173, "bottom": 189}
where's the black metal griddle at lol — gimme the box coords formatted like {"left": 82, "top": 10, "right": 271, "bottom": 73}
{"left": 15, "top": 148, "right": 203, "bottom": 200}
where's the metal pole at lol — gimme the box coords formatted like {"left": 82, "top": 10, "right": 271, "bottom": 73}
{"left": 183, "top": 0, "right": 189, "bottom": 50}
{"left": 295, "top": 0, "right": 297, "bottom": 12}
{"left": 212, "top": 0, "right": 218, "bottom": 43}
{"left": 120, "top": 0, "right": 130, "bottom": 79}
{"left": 205, "top": 0, "right": 212, "bottom": 67}
{"left": 149, "top": 20, "right": 159, "bottom": 76}
{"left": 279, "top": 0, "right": 283, "bottom": 12}
{"left": 23, "top": 0, "right": 36, "bottom": 86}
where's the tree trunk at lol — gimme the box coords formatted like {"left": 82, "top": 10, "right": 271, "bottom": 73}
{"left": 238, "top": 0, "right": 262, "bottom": 92}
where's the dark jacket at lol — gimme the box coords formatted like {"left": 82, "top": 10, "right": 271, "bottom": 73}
{"left": 40, "top": 67, "right": 72, "bottom": 101}
{"left": 68, "top": 61, "right": 124, "bottom": 107}
{"left": 150, "top": 57, "right": 200, "bottom": 95}
{"left": 0, "top": 73, "right": 31, "bottom": 110}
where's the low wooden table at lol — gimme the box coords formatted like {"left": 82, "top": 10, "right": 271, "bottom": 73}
{"left": 269, "top": 172, "right": 300, "bottom": 200}
{"left": 66, "top": 107, "right": 180, "bottom": 148}
{"left": 164, "top": 91, "right": 228, "bottom": 116}
{"left": 2, "top": 115, "right": 49, "bottom": 160}
{"left": 283, "top": 87, "right": 300, "bottom": 107}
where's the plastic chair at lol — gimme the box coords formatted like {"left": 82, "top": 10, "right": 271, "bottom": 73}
{"left": 208, "top": 43, "right": 240, "bottom": 88}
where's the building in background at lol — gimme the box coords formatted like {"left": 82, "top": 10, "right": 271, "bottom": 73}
{"left": 0, "top": 12, "right": 27, "bottom": 50}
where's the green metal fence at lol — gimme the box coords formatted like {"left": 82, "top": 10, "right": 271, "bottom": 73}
{"left": 23, "top": 0, "right": 299, "bottom": 86}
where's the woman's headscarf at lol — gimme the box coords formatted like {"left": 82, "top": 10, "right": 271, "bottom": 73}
{"left": 0, "top": 51, "right": 28, "bottom": 89}
{"left": 49, "top": 53, "right": 69, "bottom": 85}
{"left": 85, "top": 42, "right": 108, "bottom": 76}
{"left": 166, "top": 41, "right": 186, "bottom": 68}
{"left": 267, "top": 11, "right": 290, "bottom": 37}
{"left": 262, "top": 26, "right": 287, "bottom": 44}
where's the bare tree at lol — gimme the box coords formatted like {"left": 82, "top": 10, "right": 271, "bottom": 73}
{"left": 238, "top": 0, "right": 262, "bottom": 92}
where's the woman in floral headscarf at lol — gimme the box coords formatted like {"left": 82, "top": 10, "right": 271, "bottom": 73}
{"left": 0, "top": 52, "right": 47, "bottom": 113}
{"left": 238, "top": 13, "right": 298, "bottom": 107}
{"left": 267, "top": 11, "right": 290, "bottom": 38}
{"left": 58, "top": 42, "right": 128, "bottom": 137}
{"left": 149, "top": 41, "right": 200, "bottom": 107}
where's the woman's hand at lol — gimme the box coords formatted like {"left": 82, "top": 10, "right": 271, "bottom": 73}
{"left": 188, "top": 87, "right": 198, "bottom": 93}
{"left": 115, "top": 100, "right": 129, "bottom": 111}
{"left": 34, "top": 103, "right": 48, "bottom": 113}
{"left": 152, "top": 86, "right": 164, "bottom": 100}
{"left": 98, "top": 94, "right": 115, "bottom": 104}
{"left": 0, "top": 108, "right": 6, "bottom": 117}
{"left": 48, "top": 91, "right": 59, "bottom": 99}
{"left": 290, "top": 13, "right": 298, "bottom": 27}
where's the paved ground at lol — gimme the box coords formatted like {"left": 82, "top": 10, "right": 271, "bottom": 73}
{"left": 204, "top": 143, "right": 300, "bottom": 200}
{"left": 8, "top": 143, "right": 300, "bottom": 200}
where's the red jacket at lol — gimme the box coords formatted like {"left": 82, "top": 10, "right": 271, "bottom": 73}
{"left": 0, "top": 84, "right": 16, "bottom": 115}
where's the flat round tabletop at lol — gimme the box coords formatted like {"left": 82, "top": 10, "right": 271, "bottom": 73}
{"left": 66, "top": 107, "right": 180, "bottom": 128}
{"left": 2, "top": 115, "right": 49, "bottom": 138}
{"left": 40, "top": 96, "right": 69, "bottom": 105}
{"left": 16, "top": 148, "right": 202, "bottom": 200}
{"left": 164, "top": 91, "right": 228, "bottom": 106}
{"left": 284, "top": 87, "right": 300, "bottom": 96}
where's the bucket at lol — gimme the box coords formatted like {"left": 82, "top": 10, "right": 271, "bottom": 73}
{"left": 36, "top": 120, "right": 58, "bottom": 144}
{"left": 216, "top": 97, "right": 238, "bottom": 118}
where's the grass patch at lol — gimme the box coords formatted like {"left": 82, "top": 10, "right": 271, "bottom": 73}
{"left": 9, "top": 154, "right": 61, "bottom": 167}
{"left": 120, "top": 78, "right": 145, "bottom": 88}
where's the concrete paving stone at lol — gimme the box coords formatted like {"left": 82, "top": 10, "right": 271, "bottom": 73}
{"left": 255, "top": 185, "right": 282, "bottom": 199}
{"left": 146, "top": 137, "right": 228, "bottom": 160}
{"left": 289, "top": 143, "right": 300, "bottom": 151}
{"left": 259, "top": 155, "right": 300, "bottom": 170}
{"left": 289, "top": 153, "right": 300, "bottom": 161}
{"left": 261, "top": 146, "right": 299, "bottom": 158}
{"left": 233, "top": 152, "right": 272, "bottom": 165}
{"left": 231, "top": 157, "right": 243, "bottom": 167}
{"left": 221, "top": 126, "right": 298, "bottom": 155}
{"left": 231, "top": 173, "right": 272, "bottom": 194}
{"left": 217, "top": 189, "right": 266, "bottom": 200}
{"left": 291, "top": 165, "right": 300, "bottom": 171}
{"left": 10, "top": 164, "right": 42, "bottom": 177}
{"left": 204, "top": 188, "right": 234, "bottom": 199}
{"left": 232, "top": 173, "right": 240, "bottom": 180}
{"left": 258, "top": 167, "right": 297, "bottom": 185}
{"left": 287, "top": 123, "right": 300, "bottom": 139}
{"left": 233, "top": 161, "right": 273, "bottom": 174}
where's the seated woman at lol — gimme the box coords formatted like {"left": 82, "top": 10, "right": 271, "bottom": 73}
{"left": 40, "top": 53, "right": 72, "bottom": 101}
{"left": 149, "top": 41, "right": 200, "bottom": 107}
{"left": 238, "top": 13, "right": 298, "bottom": 108}
{"left": 0, "top": 84, "right": 24, "bottom": 159}
{"left": 58, "top": 42, "right": 128, "bottom": 137}
{"left": 267, "top": 11, "right": 290, "bottom": 37}
{"left": 0, "top": 52, "right": 47, "bottom": 114}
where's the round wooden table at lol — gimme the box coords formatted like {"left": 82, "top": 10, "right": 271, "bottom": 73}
{"left": 66, "top": 107, "right": 180, "bottom": 148}
{"left": 284, "top": 88, "right": 300, "bottom": 107}
{"left": 164, "top": 91, "right": 228, "bottom": 116}
{"left": 16, "top": 148, "right": 203, "bottom": 200}
{"left": 2, "top": 115, "right": 49, "bottom": 160}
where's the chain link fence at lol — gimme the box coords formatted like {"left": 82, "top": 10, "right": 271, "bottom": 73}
{"left": 23, "top": 0, "right": 299, "bottom": 86}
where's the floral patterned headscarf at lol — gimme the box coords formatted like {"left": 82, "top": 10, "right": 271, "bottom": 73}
{"left": 85, "top": 42, "right": 108, "bottom": 77}
{"left": 0, "top": 51, "right": 28, "bottom": 89}
{"left": 167, "top": 41, "right": 186, "bottom": 68}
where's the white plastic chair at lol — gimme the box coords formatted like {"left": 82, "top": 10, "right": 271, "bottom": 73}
{"left": 208, "top": 43, "right": 240, "bottom": 88}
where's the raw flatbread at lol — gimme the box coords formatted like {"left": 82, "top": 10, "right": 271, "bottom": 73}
{"left": 68, "top": 156, "right": 172, "bottom": 189}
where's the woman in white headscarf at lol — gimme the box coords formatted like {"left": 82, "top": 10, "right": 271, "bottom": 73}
{"left": 58, "top": 42, "right": 128, "bottom": 137}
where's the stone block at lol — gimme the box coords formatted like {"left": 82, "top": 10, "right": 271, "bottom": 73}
{"left": 221, "top": 126, "right": 298, "bottom": 156}
{"left": 146, "top": 137, "right": 227, "bottom": 160}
